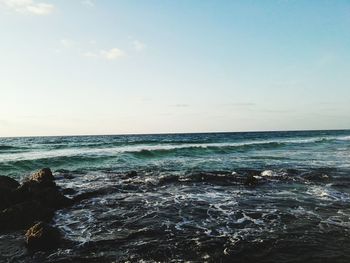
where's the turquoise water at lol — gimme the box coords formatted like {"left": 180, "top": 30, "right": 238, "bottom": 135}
{"left": 1, "top": 130, "right": 350, "bottom": 262}
{"left": 1, "top": 130, "right": 350, "bottom": 177}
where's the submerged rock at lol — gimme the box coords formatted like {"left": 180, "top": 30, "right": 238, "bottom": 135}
{"left": 25, "top": 222, "right": 61, "bottom": 250}
{"left": 304, "top": 172, "right": 331, "bottom": 182}
{"left": 126, "top": 170, "right": 138, "bottom": 177}
{"left": 244, "top": 174, "right": 258, "bottom": 187}
{"left": 73, "top": 189, "right": 109, "bottom": 202}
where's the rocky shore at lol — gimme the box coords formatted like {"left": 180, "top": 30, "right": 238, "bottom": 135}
{"left": 0, "top": 167, "right": 263, "bottom": 257}
{"left": 0, "top": 168, "right": 75, "bottom": 251}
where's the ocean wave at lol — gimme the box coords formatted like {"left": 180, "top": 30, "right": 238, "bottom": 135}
{"left": 24, "top": 134, "right": 346, "bottom": 151}
{"left": 0, "top": 141, "right": 277, "bottom": 162}
{"left": 0, "top": 135, "right": 345, "bottom": 163}
{"left": 0, "top": 145, "right": 27, "bottom": 150}
{"left": 0, "top": 154, "right": 116, "bottom": 175}
{"left": 44, "top": 139, "right": 219, "bottom": 150}
{"left": 126, "top": 141, "right": 285, "bottom": 158}
{"left": 337, "top": 136, "right": 350, "bottom": 141}
{"left": 123, "top": 136, "right": 345, "bottom": 158}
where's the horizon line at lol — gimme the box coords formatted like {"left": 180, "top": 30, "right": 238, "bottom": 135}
{"left": 1, "top": 128, "right": 349, "bottom": 139}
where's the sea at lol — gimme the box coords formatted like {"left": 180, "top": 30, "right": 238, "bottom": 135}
{"left": 1, "top": 130, "right": 350, "bottom": 262}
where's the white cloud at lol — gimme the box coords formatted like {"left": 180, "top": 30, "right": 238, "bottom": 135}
{"left": 82, "top": 48, "right": 126, "bottom": 61}
{"left": 132, "top": 40, "right": 146, "bottom": 51}
{"left": 81, "top": 0, "right": 94, "bottom": 8}
{"left": 1, "top": 0, "right": 54, "bottom": 15}
{"left": 100, "top": 48, "right": 126, "bottom": 60}
{"left": 58, "top": 37, "right": 126, "bottom": 61}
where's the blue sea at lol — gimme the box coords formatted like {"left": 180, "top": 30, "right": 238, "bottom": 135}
{"left": 1, "top": 130, "right": 350, "bottom": 262}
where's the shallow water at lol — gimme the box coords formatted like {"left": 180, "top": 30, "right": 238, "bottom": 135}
{"left": 1, "top": 130, "right": 350, "bottom": 262}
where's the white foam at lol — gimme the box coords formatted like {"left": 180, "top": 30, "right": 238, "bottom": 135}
{"left": 1, "top": 134, "right": 345, "bottom": 163}
{"left": 322, "top": 216, "right": 350, "bottom": 228}
{"left": 337, "top": 136, "right": 350, "bottom": 141}
{"left": 306, "top": 185, "right": 350, "bottom": 201}
{"left": 261, "top": 170, "right": 275, "bottom": 177}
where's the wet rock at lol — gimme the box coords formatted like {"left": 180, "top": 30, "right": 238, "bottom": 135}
{"left": 61, "top": 187, "right": 76, "bottom": 195}
{"left": 0, "top": 201, "right": 54, "bottom": 230}
{"left": 25, "top": 222, "right": 61, "bottom": 250}
{"left": 304, "top": 172, "right": 331, "bottom": 182}
{"left": 14, "top": 180, "right": 43, "bottom": 200}
{"left": 0, "top": 176, "right": 20, "bottom": 210}
{"left": 126, "top": 170, "right": 138, "bottom": 177}
{"left": 37, "top": 187, "right": 74, "bottom": 209}
{"left": 73, "top": 189, "right": 107, "bottom": 202}
{"left": 158, "top": 175, "right": 180, "bottom": 186}
{"left": 0, "top": 176, "right": 20, "bottom": 190}
{"left": 244, "top": 174, "right": 258, "bottom": 187}
{"left": 0, "top": 168, "right": 74, "bottom": 231}
{"left": 12, "top": 177, "right": 72, "bottom": 209}
{"left": 188, "top": 172, "right": 240, "bottom": 186}
{"left": 28, "top": 168, "right": 55, "bottom": 187}
{"left": 0, "top": 188, "right": 14, "bottom": 210}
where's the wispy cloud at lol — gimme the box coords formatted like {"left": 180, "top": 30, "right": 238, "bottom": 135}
{"left": 57, "top": 38, "right": 127, "bottom": 61}
{"left": 132, "top": 40, "right": 146, "bottom": 52}
{"left": 0, "top": 0, "right": 54, "bottom": 15}
{"left": 83, "top": 48, "right": 126, "bottom": 60}
{"left": 100, "top": 48, "right": 125, "bottom": 60}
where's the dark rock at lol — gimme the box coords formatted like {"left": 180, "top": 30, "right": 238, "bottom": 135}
{"left": 304, "top": 172, "right": 331, "bottom": 182}
{"left": 38, "top": 187, "right": 73, "bottom": 208}
{"left": 12, "top": 180, "right": 58, "bottom": 206}
{"left": 188, "top": 172, "right": 240, "bottom": 186}
{"left": 73, "top": 190, "right": 105, "bottom": 202}
{"left": 0, "top": 168, "right": 73, "bottom": 231}
{"left": 12, "top": 180, "right": 50, "bottom": 204}
{"left": 15, "top": 180, "right": 42, "bottom": 197}
{"left": 13, "top": 181, "right": 72, "bottom": 209}
{"left": 25, "top": 222, "right": 61, "bottom": 250}
{"left": 244, "top": 174, "right": 258, "bottom": 187}
{"left": 61, "top": 188, "right": 76, "bottom": 195}
{"left": 0, "top": 187, "right": 14, "bottom": 210}
{"left": 28, "top": 168, "right": 55, "bottom": 186}
{"left": 126, "top": 170, "right": 138, "bottom": 177}
{"left": 0, "top": 176, "right": 20, "bottom": 210}
{"left": 158, "top": 175, "right": 180, "bottom": 186}
{"left": 0, "top": 201, "right": 54, "bottom": 230}
{"left": 0, "top": 176, "right": 20, "bottom": 190}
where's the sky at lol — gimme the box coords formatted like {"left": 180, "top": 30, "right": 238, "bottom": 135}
{"left": 0, "top": 0, "right": 349, "bottom": 137}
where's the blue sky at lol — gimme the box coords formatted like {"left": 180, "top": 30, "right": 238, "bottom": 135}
{"left": 0, "top": 0, "right": 349, "bottom": 136}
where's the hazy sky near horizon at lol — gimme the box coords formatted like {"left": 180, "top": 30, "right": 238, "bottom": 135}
{"left": 0, "top": 0, "right": 350, "bottom": 137}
